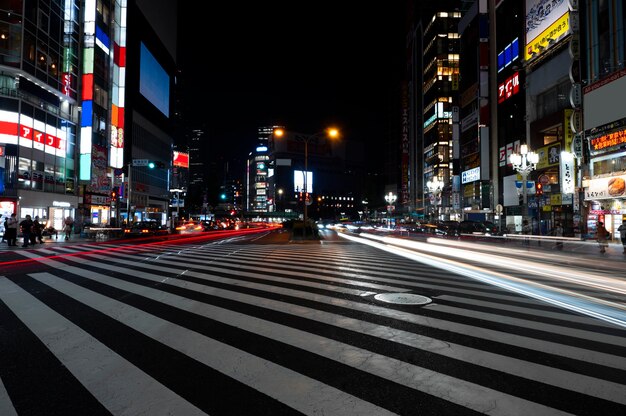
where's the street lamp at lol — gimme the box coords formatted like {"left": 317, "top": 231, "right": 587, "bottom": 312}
{"left": 277, "top": 188, "right": 283, "bottom": 212}
{"left": 384, "top": 191, "right": 397, "bottom": 228}
{"left": 273, "top": 127, "right": 340, "bottom": 238}
{"left": 126, "top": 162, "right": 132, "bottom": 224}
{"left": 509, "top": 144, "right": 539, "bottom": 221}
{"left": 426, "top": 177, "right": 443, "bottom": 222}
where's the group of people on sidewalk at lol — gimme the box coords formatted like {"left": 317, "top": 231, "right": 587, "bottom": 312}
{"left": 520, "top": 218, "right": 626, "bottom": 255}
{"left": 2, "top": 214, "right": 74, "bottom": 247}
{"left": 595, "top": 220, "right": 626, "bottom": 254}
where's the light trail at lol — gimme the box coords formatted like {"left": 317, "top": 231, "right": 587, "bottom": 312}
{"left": 339, "top": 232, "right": 626, "bottom": 329}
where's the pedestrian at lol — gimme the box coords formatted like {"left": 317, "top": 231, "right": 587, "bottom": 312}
{"left": 618, "top": 219, "right": 626, "bottom": 254}
{"left": 32, "top": 216, "right": 44, "bottom": 244}
{"left": 64, "top": 216, "right": 74, "bottom": 240}
{"left": 596, "top": 221, "right": 609, "bottom": 253}
{"left": 522, "top": 219, "right": 531, "bottom": 246}
{"left": 0, "top": 214, "right": 4, "bottom": 244}
{"left": 5, "top": 213, "right": 18, "bottom": 246}
{"left": 552, "top": 221, "right": 564, "bottom": 251}
{"left": 19, "top": 214, "right": 33, "bottom": 248}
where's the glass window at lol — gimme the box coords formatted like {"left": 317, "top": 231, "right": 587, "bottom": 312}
{"left": 18, "top": 157, "right": 31, "bottom": 189}
{"left": 31, "top": 159, "right": 43, "bottom": 190}
{"left": 23, "top": 29, "right": 35, "bottom": 64}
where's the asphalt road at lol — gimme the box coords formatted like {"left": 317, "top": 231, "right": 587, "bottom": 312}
{"left": 0, "top": 228, "right": 625, "bottom": 415}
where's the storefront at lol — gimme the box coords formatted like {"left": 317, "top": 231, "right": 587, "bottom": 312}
{"left": 584, "top": 173, "right": 626, "bottom": 239}
{"left": 17, "top": 190, "right": 78, "bottom": 232}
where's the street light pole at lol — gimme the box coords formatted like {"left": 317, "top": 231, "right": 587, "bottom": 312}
{"left": 509, "top": 144, "right": 538, "bottom": 221}
{"left": 126, "top": 162, "right": 132, "bottom": 224}
{"left": 426, "top": 177, "right": 442, "bottom": 222}
{"left": 273, "top": 127, "right": 339, "bottom": 239}
{"left": 384, "top": 191, "right": 397, "bottom": 228}
{"left": 304, "top": 139, "right": 309, "bottom": 238}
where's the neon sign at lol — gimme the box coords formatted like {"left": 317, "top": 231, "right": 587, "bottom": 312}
{"left": 498, "top": 72, "right": 520, "bottom": 103}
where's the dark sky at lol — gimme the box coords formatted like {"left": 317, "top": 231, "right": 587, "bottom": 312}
{"left": 179, "top": 3, "right": 407, "bottom": 159}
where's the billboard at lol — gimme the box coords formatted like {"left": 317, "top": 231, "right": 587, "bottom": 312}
{"left": 139, "top": 42, "right": 170, "bottom": 117}
{"left": 293, "top": 170, "right": 313, "bottom": 193}
{"left": 173, "top": 151, "right": 189, "bottom": 168}
{"left": 525, "top": 0, "right": 570, "bottom": 60}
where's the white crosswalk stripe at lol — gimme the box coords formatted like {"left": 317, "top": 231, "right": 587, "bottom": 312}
{"left": 1, "top": 239, "right": 625, "bottom": 415}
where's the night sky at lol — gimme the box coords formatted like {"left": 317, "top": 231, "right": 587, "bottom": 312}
{"left": 179, "top": 2, "right": 407, "bottom": 162}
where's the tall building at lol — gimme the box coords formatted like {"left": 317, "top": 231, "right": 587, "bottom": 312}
{"left": 123, "top": 0, "right": 177, "bottom": 225}
{"left": 0, "top": 0, "right": 178, "bottom": 234}
{"left": 458, "top": 1, "right": 494, "bottom": 220}
{"left": 0, "top": 0, "right": 80, "bottom": 232}
{"left": 246, "top": 144, "right": 269, "bottom": 213}
{"left": 421, "top": 10, "right": 462, "bottom": 221}
{"left": 580, "top": 0, "right": 626, "bottom": 239}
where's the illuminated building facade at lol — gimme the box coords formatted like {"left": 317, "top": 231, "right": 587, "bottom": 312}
{"left": 0, "top": 0, "right": 80, "bottom": 233}
{"left": 421, "top": 11, "right": 461, "bottom": 221}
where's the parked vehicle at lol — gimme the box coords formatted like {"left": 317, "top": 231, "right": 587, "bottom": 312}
{"left": 459, "top": 220, "right": 498, "bottom": 236}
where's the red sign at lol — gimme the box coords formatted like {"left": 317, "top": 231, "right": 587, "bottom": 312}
{"left": 173, "top": 151, "right": 189, "bottom": 168}
{"left": 19, "top": 125, "right": 33, "bottom": 139}
{"left": 0, "top": 146, "right": 4, "bottom": 156}
{"left": 498, "top": 72, "right": 520, "bottom": 103}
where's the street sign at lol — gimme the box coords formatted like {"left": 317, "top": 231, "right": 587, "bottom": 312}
{"left": 133, "top": 159, "right": 149, "bottom": 167}
{"left": 572, "top": 133, "right": 583, "bottom": 158}
{"left": 495, "top": 204, "right": 503, "bottom": 214}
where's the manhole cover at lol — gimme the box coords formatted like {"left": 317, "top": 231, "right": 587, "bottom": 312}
{"left": 373, "top": 293, "right": 432, "bottom": 305}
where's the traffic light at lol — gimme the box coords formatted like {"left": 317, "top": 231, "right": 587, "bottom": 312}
{"left": 148, "top": 161, "right": 166, "bottom": 169}
{"left": 111, "top": 189, "right": 118, "bottom": 201}
{"left": 536, "top": 182, "right": 543, "bottom": 195}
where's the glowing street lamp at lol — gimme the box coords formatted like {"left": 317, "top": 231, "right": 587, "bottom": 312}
{"left": 509, "top": 144, "right": 539, "bottom": 220}
{"left": 426, "top": 177, "right": 443, "bottom": 221}
{"left": 384, "top": 191, "right": 397, "bottom": 228}
{"left": 273, "top": 127, "right": 340, "bottom": 238}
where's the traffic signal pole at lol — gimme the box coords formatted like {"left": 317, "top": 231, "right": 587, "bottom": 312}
{"left": 126, "top": 162, "right": 132, "bottom": 224}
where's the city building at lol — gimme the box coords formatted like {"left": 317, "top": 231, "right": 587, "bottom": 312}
{"left": 420, "top": 10, "right": 462, "bottom": 221}
{"left": 0, "top": 0, "right": 80, "bottom": 233}
{"left": 122, "top": 0, "right": 177, "bottom": 225}
{"left": 580, "top": 0, "right": 626, "bottom": 239}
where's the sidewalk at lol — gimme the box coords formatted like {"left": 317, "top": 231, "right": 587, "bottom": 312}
{"left": 0, "top": 234, "right": 114, "bottom": 252}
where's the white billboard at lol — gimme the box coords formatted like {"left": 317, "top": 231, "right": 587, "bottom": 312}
{"left": 584, "top": 174, "right": 626, "bottom": 200}
{"left": 294, "top": 170, "right": 313, "bottom": 193}
{"left": 525, "top": 0, "right": 569, "bottom": 44}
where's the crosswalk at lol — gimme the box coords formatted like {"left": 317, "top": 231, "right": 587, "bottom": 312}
{"left": 1, "top": 239, "right": 625, "bottom": 415}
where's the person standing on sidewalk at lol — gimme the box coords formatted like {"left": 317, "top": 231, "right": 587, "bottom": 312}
{"left": 522, "top": 219, "right": 531, "bottom": 246}
{"left": 32, "top": 216, "right": 44, "bottom": 244}
{"left": 552, "top": 221, "right": 564, "bottom": 250}
{"left": 597, "top": 221, "right": 609, "bottom": 253}
{"left": 64, "top": 216, "right": 74, "bottom": 240}
{"left": 19, "top": 215, "right": 33, "bottom": 248}
{"left": 618, "top": 219, "right": 626, "bottom": 254}
{"left": 5, "top": 213, "right": 18, "bottom": 246}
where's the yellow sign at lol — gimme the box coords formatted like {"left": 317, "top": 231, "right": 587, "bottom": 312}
{"left": 525, "top": 12, "right": 570, "bottom": 61}
{"left": 550, "top": 194, "right": 562, "bottom": 205}
{"left": 536, "top": 143, "right": 562, "bottom": 169}
{"left": 564, "top": 109, "right": 573, "bottom": 151}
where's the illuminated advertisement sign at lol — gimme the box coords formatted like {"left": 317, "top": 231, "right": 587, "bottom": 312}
{"left": 498, "top": 72, "right": 520, "bottom": 103}
{"left": 525, "top": 0, "right": 570, "bottom": 60}
{"left": 294, "top": 170, "right": 313, "bottom": 193}
{"left": 585, "top": 173, "right": 626, "bottom": 200}
{"left": 497, "top": 38, "right": 519, "bottom": 73}
{"left": 461, "top": 167, "right": 480, "bottom": 184}
{"left": 589, "top": 129, "right": 626, "bottom": 152}
{"left": 173, "top": 151, "right": 189, "bottom": 168}
{"left": 0, "top": 110, "right": 66, "bottom": 156}
{"left": 560, "top": 151, "right": 575, "bottom": 195}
